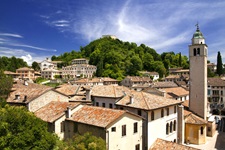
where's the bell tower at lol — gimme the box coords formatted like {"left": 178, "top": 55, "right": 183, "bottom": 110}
{"left": 189, "top": 24, "right": 208, "bottom": 120}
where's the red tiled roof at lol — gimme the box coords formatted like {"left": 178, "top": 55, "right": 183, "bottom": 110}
{"left": 7, "top": 81, "right": 52, "bottom": 104}
{"left": 151, "top": 82, "right": 178, "bottom": 88}
{"left": 55, "top": 84, "right": 81, "bottom": 96}
{"left": 126, "top": 76, "right": 151, "bottom": 82}
{"left": 149, "top": 138, "right": 200, "bottom": 150}
{"left": 208, "top": 77, "right": 225, "bottom": 87}
{"left": 184, "top": 110, "right": 207, "bottom": 124}
{"left": 35, "top": 101, "right": 80, "bottom": 122}
{"left": 163, "top": 87, "right": 189, "bottom": 98}
{"left": 182, "top": 100, "right": 189, "bottom": 108}
{"left": 91, "top": 85, "right": 132, "bottom": 98}
{"left": 68, "top": 106, "right": 126, "bottom": 128}
{"left": 16, "top": 67, "right": 34, "bottom": 71}
{"left": 116, "top": 91, "right": 182, "bottom": 110}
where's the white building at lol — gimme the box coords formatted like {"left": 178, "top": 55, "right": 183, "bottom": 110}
{"left": 62, "top": 58, "right": 96, "bottom": 79}
{"left": 66, "top": 105, "right": 143, "bottom": 150}
{"left": 39, "top": 58, "right": 58, "bottom": 71}
{"left": 41, "top": 68, "right": 61, "bottom": 79}
{"left": 115, "top": 91, "right": 182, "bottom": 150}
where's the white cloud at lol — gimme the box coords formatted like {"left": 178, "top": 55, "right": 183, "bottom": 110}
{"left": 0, "top": 33, "right": 23, "bottom": 38}
{"left": 21, "top": 54, "right": 33, "bottom": 66}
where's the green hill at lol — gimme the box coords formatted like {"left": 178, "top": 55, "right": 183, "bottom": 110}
{"left": 52, "top": 37, "right": 189, "bottom": 80}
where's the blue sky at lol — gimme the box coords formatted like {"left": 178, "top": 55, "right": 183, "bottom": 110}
{"left": 1, "top": 0, "right": 225, "bottom": 65}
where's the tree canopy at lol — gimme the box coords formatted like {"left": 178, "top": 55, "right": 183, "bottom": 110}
{"left": 0, "top": 56, "right": 28, "bottom": 72}
{"left": 50, "top": 37, "right": 190, "bottom": 79}
{"left": 0, "top": 70, "right": 13, "bottom": 99}
{"left": 216, "top": 51, "right": 223, "bottom": 76}
{"left": 0, "top": 104, "right": 59, "bottom": 150}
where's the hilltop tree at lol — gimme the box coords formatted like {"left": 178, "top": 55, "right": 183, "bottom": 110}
{"left": 32, "top": 61, "right": 40, "bottom": 71}
{"left": 216, "top": 51, "right": 223, "bottom": 76}
{"left": 0, "top": 70, "right": 13, "bottom": 98}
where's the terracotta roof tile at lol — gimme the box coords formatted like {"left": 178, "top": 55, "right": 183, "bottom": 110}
{"left": 151, "top": 82, "right": 178, "bottom": 88}
{"left": 91, "top": 85, "right": 132, "bottom": 98}
{"left": 55, "top": 84, "right": 81, "bottom": 96}
{"left": 149, "top": 138, "right": 199, "bottom": 150}
{"left": 7, "top": 81, "right": 52, "bottom": 104}
{"left": 68, "top": 106, "right": 126, "bottom": 128}
{"left": 182, "top": 100, "right": 189, "bottom": 108}
{"left": 126, "top": 76, "right": 151, "bottom": 82}
{"left": 165, "top": 75, "right": 180, "bottom": 79}
{"left": 184, "top": 110, "right": 207, "bottom": 124}
{"left": 163, "top": 87, "right": 189, "bottom": 98}
{"left": 208, "top": 77, "right": 225, "bottom": 86}
{"left": 116, "top": 91, "right": 182, "bottom": 110}
{"left": 35, "top": 101, "right": 80, "bottom": 122}
{"left": 16, "top": 67, "right": 34, "bottom": 71}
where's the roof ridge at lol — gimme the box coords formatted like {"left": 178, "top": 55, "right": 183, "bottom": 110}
{"left": 141, "top": 92, "right": 151, "bottom": 109}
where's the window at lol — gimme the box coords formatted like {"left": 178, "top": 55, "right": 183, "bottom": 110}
{"left": 109, "top": 103, "right": 113, "bottom": 108}
{"left": 170, "top": 122, "right": 173, "bottom": 133}
{"left": 122, "top": 125, "right": 126, "bottom": 136}
{"left": 197, "top": 48, "right": 200, "bottom": 55}
{"left": 151, "top": 111, "right": 154, "bottom": 121}
{"left": 221, "top": 91, "right": 223, "bottom": 95}
{"left": 221, "top": 98, "right": 223, "bottom": 103}
{"left": 102, "top": 103, "right": 105, "bottom": 107}
{"left": 166, "top": 123, "right": 169, "bottom": 135}
{"left": 111, "top": 127, "right": 116, "bottom": 132}
{"left": 74, "top": 123, "right": 78, "bottom": 133}
{"left": 167, "top": 107, "right": 169, "bottom": 116}
{"left": 200, "top": 126, "right": 204, "bottom": 135}
{"left": 174, "top": 106, "right": 177, "bottom": 113}
{"left": 138, "top": 110, "right": 142, "bottom": 116}
{"left": 135, "top": 144, "right": 140, "bottom": 150}
{"left": 61, "top": 121, "right": 65, "bottom": 132}
{"left": 161, "top": 109, "right": 164, "bottom": 117}
{"left": 134, "top": 122, "right": 138, "bottom": 133}
{"left": 173, "top": 120, "right": 176, "bottom": 131}
{"left": 193, "top": 48, "right": 197, "bottom": 56}
{"left": 96, "top": 102, "right": 99, "bottom": 106}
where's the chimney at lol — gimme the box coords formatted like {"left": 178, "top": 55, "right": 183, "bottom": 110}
{"left": 66, "top": 106, "right": 71, "bottom": 118}
{"left": 86, "top": 88, "right": 92, "bottom": 101}
{"left": 177, "top": 105, "right": 184, "bottom": 144}
{"left": 130, "top": 94, "right": 134, "bottom": 104}
{"left": 24, "top": 80, "right": 28, "bottom": 86}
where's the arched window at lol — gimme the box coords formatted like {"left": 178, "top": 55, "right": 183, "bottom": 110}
{"left": 166, "top": 123, "right": 169, "bottom": 135}
{"left": 197, "top": 48, "right": 200, "bottom": 55}
{"left": 151, "top": 111, "right": 154, "bottom": 121}
{"left": 173, "top": 120, "right": 176, "bottom": 131}
{"left": 167, "top": 107, "right": 169, "bottom": 116}
{"left": 193, "top": 48, "right": 197, "bottom": 56}
{"left": 174, "top": 106, "right": 176, "bottom": 113}
{"left": 161, "top": 109, "right": 164, "bottom": 117}
{"left": 170, "top": 122, "right": 173, "bottom": 133}
{"left": 200, "top": 126, "right": 204, "bottom": 135}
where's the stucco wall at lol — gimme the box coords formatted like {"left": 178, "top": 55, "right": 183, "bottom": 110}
{"left": 28, "top": 90, "right": 68, "bottom": 112}
{"left": 93, "top": 97, "right": 119, "bottom": 109}
{"left": 148, "top": 105, "right": 178, "bottom": 149}
{"left": 185, "top": 124, "right": 206, "bottom": 144}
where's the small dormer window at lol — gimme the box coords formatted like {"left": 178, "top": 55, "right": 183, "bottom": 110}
{"left": 15, "top": 94, "right": 20, "bottom": 100}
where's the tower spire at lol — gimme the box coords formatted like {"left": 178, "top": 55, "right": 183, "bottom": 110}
{"left": 195, "top": 22, "right": 199, "bottom": 31}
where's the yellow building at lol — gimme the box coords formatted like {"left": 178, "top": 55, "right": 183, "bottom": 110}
{"left": 184, "top": 110, "right": 207, "bottom": 145}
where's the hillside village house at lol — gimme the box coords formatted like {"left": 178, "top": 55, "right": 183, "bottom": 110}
{"left": 62, "top": 58, "right": 96, "bottom": 79}
{"left": 41, "top": 68, "right": 61, "bottom": 79}
{"left": 66, "top": 105, "right": 143, "bottom": 150}
{"left": 39, "top": 57, "right": 61, "bottom": 71}
{"left": 139, "top": 71, "right": 159, "bottom": 81}
{"left": 4, "top": 70, "right": 20, "bottom": 79}
{"left": 16, "top": 67, "right": 35, "bottom": 80}
{"left": 90, "top": 85, "right": 132, "bottom": 109}
{"left": 7, "top": 80, "right": 69, "bottom": 112}
{"left": 121, "top": 76, "right": 152, "bottom": 88}
{"left": 115, "top": 91, "right": 182, "bottom": 150}
{"left": 207, "top": 77, "right": 225, "bottom": 115}
{"left": 151, "top": 81, "right": 178, "bottom": 89}
{"left": 162, "top": 87, "right": 189, "bottom": 101}
{"left": 35, "top": 101, "right": 82, "bottom": 139}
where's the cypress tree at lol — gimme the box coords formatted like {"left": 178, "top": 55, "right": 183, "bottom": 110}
{"left": 216, "top": 51, "right": 223, "bottom": 76}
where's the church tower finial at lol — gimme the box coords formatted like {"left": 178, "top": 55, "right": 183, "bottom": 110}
{"left": 195, "top": 22, "right": 199, "bottom": 31}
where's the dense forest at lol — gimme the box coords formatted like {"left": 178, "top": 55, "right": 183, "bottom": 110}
{"left": 0, "top": 56, "right": 28, "bottom": 72}
{"left": 52, "top": 37, "right": 189, "bottom": 80}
